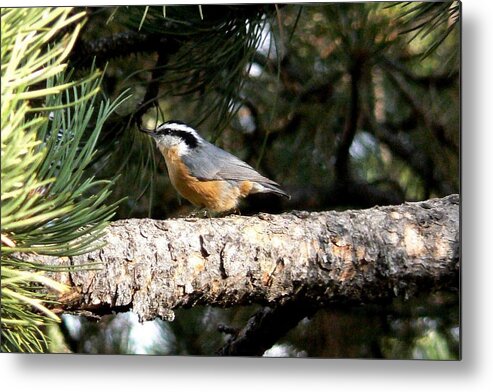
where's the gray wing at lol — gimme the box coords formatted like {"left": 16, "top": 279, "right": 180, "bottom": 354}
{"left": 182, "top": 140, "right": 288, "bottom": 197}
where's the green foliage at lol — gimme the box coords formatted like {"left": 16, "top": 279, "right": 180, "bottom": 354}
{"left": 1, "top": 7, "right": 127, "bottom": 352}
{"left": 394, "top": 1, "right": 460, "bottom": 59}
{"left": 379, "top": 293, "right": 459, "bottom": 360}
{"left": 236, "top": 3, "right": 459, "bottom": 203}
{"left": 110, "top": 5, "right": 270, "bottom": 132}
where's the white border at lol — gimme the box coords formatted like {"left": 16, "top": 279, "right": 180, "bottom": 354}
{"left": 2, "top": 1, "right": 492, "bottom": 391}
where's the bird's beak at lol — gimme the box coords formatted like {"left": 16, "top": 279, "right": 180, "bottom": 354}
{"left": 138, "top": 123, "right": 157, "bottom": 137}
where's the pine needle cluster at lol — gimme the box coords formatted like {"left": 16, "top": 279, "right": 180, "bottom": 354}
{"left": 1, "top": 7, "right": 126, "bottom": 352}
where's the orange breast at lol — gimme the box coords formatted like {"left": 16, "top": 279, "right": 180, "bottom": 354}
{"left": 162, "top": 146, "right": 244, "bottom": 212}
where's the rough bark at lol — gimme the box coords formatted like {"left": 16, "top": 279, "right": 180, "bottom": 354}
{"left": 25, "top": 194, "right": 459, "bottom": 322}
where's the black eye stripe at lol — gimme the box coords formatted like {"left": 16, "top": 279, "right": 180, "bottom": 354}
{"left": 157, "top": 128, "right": 198, "bottom": 148}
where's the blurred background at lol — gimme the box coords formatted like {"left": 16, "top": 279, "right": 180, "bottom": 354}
{"left": 48, "top": 2, "right": 459, "bottom": 358}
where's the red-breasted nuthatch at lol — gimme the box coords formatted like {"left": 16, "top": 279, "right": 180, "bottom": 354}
{"left": 140, "top": 120, "right": 289, "bottom": 213}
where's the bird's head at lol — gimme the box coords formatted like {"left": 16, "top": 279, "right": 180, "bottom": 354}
{"left": 140, "top": 120, "right": 201, "bottom": 155}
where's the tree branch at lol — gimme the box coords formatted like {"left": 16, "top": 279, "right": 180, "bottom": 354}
{"left": 70, "top": 31, "right": 179, "bottom": 68}
{"left": 382, "top": 56, "right": 459, "bottom": 89}
{"left": 217, "top": 299, "right": 318, "bottom": 356}
{"left": 70, "top": 5, "right": 275, "bottom": 69}
{"left": 217, "top": 294, "right": 419, "bottom": 357}
{"left": 382, "top": 66, "right": 459, "bottom": 154}
{"left": 368, "top": 120, "right": 456, "bottom": 197}
{"left": 21, "top": 195, "right": 459, "bottom": 322}
{"left": 334, "top": 60, "right": 362, "bottom": 181}
{"left": 134, "top": 50, "right": 171, "bottom": 128}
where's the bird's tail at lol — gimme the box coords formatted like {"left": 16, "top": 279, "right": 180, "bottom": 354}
{"left": 257, "top": 182, "right": 290, "bottom": 199}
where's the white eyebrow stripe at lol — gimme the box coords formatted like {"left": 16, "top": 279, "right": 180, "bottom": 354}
{"left": 159, "top": 122, "right": 200, "bottom": 138}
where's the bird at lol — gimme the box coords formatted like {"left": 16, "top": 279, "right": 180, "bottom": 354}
{"left": 139, "top": 120, "right": 289, "bottom": 213}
